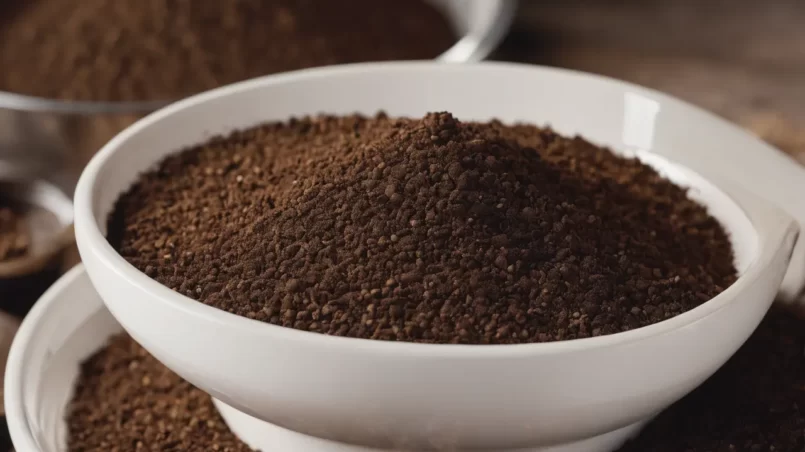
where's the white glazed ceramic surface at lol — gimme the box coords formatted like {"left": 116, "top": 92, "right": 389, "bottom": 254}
{"left": 3, "top": 267, "right": 643, "bottom": 452}
{"left": 73, "top": 63, "right": 801, "bottom": 450}
{"left": 428, "top": 0, "right": 516, "bottom": 63}
{"left": 4, "top": 266, "right": 120, "bottom": 452}
{"left": 0, "top": 311, "right": 20, "bottom": 392}
{"left": 214, "top": 397, "right": 646, "bottom": 452}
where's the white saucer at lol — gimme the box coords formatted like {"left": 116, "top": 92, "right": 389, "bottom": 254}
{"left": 3, "top": 266, "right": 645, "bottom": 451}
{"left": 214, "top": 396, "right": 645, "bottom": 451}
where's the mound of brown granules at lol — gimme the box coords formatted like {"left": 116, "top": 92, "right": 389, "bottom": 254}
{"left": 66, "top": 333, "right": 255, "bottom": 452}
{"left": 0, "top": 0, "right": 454, "bottom": 101}
{"left": 109, "top": 112, "right": 737, "bottom": 344}
{"left": 67, "top": 309, "right": 805, "bottom": 451}
{"left": 619, "top": 307, "right": 805, "bottom": 451}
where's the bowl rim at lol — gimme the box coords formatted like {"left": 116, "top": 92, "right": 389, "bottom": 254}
{"left": 74, "top": 61, "right": 794, "bottom": 358}
{"left": 0, "top": 0, "right": 516, "bottom": 115}
{"left": 4, "top": 265, "right": 88, "bottom": 452}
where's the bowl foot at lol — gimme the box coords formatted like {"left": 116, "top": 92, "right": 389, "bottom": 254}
{"left": 213, "top": 398, "right": 647, "bottom": 452}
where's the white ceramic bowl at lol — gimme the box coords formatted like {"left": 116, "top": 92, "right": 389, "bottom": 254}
{"left": 428, "top": 0, "right": 517, "bottom": 63}
{"left": 4, "top": 267, "right": 118, "bottom": 452}
{"left": 14, "top": 267, "right": 624, "bottom": 452}
{"left": 73, "top": 62, "right": 800, "bottom": 451}
{"left": 6, "top": 266, "right": 406, "bottom": 452}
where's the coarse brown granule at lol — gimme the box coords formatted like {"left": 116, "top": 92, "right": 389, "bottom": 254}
{"left": 66, "top": 333, "right": 255, "bottom": 452}
{"left": 618, "top": 307, "right": 805, "bottom": 452}
{"left": 0, "top": 0, "right": 454, "bottom": 101}
{"left": 109, "top": 112, "right": 737, "bottom": 344}
{"left": 0, "top": 206, "right": 29, "bottom": 262}
{"left": 65, "top": 312, "right": 805, "bottom": 452}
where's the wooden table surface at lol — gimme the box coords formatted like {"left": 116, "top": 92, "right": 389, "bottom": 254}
{"left": 496, "top": 0, "right": 805, "bottom": 165}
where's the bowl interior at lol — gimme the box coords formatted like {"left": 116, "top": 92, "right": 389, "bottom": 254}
{"left": 634, "top": 151, "right": 755, "bottom": 274}
{"left": 7, "top": 267, "right": 120, "bottom": 452}
{"left": 84, "top": 64, "right": 757, "bottom": 288}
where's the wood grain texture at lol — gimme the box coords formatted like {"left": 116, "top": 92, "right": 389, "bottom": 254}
{"left": 496, "top": 0, "right": 805, "bottom": 163}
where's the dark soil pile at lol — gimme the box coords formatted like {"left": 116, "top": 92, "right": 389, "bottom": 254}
{"left": 109, "top": 112, "right": 736, "bottom": 344}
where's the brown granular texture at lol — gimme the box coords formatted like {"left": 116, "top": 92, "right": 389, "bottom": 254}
{"left": 0, "top": 0, "right": 454, "bottom": 101}
{"left": 0, "top": 206, "right": 29, "bottom": 262}
{"left": 66, "top": 333, "right": 255, "bottom": 452}
{"left": 619, "top": 307, "right": 805, "bottom": 451}
{"left": 109, "top": 112, "right": 737, "bottom": 344}
{"left": 65, "top": 312, "right": 805, "bottom": 451}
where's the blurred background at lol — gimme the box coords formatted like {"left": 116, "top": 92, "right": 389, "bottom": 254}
{"left": 0, "top": 0, "right": 803, "bottom": 448}
{"left": 501, "top": 0, "right": 805, "bottom": 165}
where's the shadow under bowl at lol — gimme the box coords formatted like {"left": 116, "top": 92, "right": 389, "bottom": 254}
{"left": 73, "top": 62, "right": 798, "bottom": 450}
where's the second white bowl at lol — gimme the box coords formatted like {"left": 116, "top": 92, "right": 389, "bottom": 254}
{"left": 73, "top": 62, "right": 800, "bottom": 450}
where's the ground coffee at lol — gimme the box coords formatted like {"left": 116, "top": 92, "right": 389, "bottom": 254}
{"left": 66, "top": 333, "right": 255, "bottom": 452}
{"left": 0, "top": 0, "right": 454, "bottom": 101}
{"left": 109, "top": 112, "right": 737, "bottom": 344}
{"left": 619, "top": 307, "right": 805, "bottom": 451}
{"left": 67, "top": 309, "right": 805, "bottom": 451}
{"left": 0, "top": 206, "right": 28, "bottom": 262}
